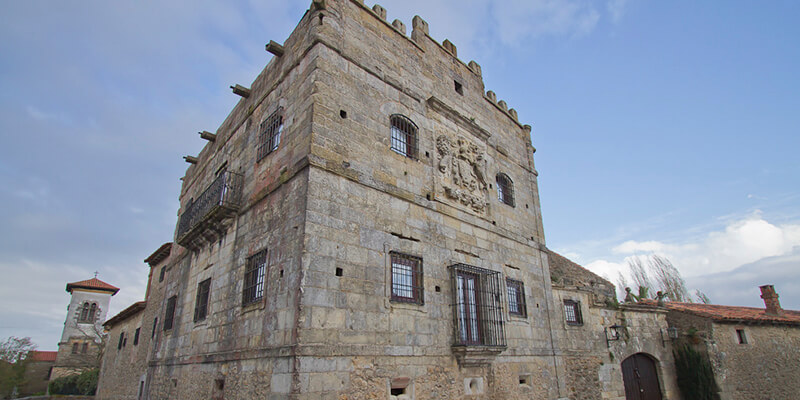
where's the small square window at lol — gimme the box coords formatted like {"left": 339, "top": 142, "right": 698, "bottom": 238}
{"left": 736, "top": 329, "right": 747, "bottom": 344}
{"left": 506, "top": 279, "right": 527, "bottom": 318}
{"left": 564, "top": 300, "right": 583, "bottom": 325}
{"left": 390, "top": 252, "right": 423, "bottom": 305}
{"left": 454, "top": 80, "right": 463, "bottom": 95}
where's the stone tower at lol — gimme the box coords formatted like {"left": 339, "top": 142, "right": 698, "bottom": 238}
{"left": 52, "top": 276, "right": 119, "bottom": 379}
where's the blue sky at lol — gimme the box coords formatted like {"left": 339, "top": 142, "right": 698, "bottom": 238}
{"left": 1, "top": 0, "right": 798, "bottom": 350}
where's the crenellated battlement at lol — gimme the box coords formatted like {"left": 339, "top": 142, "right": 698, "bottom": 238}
{"left": 348, "top": 0, "right": 527, "bottom": 129}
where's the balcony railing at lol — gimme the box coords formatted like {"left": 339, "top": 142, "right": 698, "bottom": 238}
{"left": 176, "top": 171, "right": 244, "bottom": 249}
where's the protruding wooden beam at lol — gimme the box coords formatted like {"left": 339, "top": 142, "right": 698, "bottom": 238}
{"left": 230, "top": 84, "right": 250, "bottom": 98}
{"left": 266, "top": 40, "right": 285, "bottom": 57}
{"left": 199, "top": 131, "right": 216, "bottom": 142}
{"left": 183, "top": 156, "right": 198, "bottom": 164}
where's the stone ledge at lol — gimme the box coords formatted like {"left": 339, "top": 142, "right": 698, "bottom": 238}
{"left": 452, "top": 345, "right": 506, "bottom": 367}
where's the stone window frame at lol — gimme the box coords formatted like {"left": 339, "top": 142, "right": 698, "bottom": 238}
{"left": 389, "top": 114, "right": 419, "bottom": 159}
{"left": 389, "top": 251, "right": 424, "bottom": 305}
{"left": 735, "top": 328, "right": 748, "bottom": 344}
{"left": 257, "top": 107, "right": 284, "bottom": 162}
{"left": 242, "top": 249, "right": 268, "bottom": 306}
{"left": 563, "top": 299, "right": 583, "bottom": 326}
{"left": 163, "top": 295, "right": 178, "bottom": 331}
{"left": 194, "top": 277, "right": 212, "bottom": 322}
{"left": 496, "top": 173, "right": 515, "bottom": 207}
{"left": 506, "top": 278, "right": 527, "bottom": 318}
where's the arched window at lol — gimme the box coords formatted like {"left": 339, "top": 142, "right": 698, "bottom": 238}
{"left": 79, "top": 302, "right": 90, "bottom": 322}
{"left": 390, "top": 114, "right": 418, "bottom": 159}
{"left": 89, "top": 303, "right": 97, "bottom": 322}
{"left": 496, "top": 173, "right": 515, "bottom": 206}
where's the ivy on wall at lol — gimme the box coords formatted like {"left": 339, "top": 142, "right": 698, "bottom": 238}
{"left": 673, "top": 344, "right": 719, "bottom": 400}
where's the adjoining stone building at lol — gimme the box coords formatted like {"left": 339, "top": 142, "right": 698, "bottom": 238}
{"left": 549, "top": 251, "right": 678, "bottom": 400}
{"left": 52, "top": 277, "right": 118, "bottom": 379}
{"left": 97, "top": 1, "right": 682, "bottom": 399}
{"left": 18, "top": 350, "right": 57, "bottom": 397}
{"left": 665, "top": 284, "right": 800, "bottom": 400}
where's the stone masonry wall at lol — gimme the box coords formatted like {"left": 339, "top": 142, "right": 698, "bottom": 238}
{"left": 97, "top": 310, "right": 147, "bottom": 400}
{"left": 710, "top": 323, "right": 800, "bottom": 400}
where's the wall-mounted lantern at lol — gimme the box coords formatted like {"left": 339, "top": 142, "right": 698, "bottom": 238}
{"left": 661, "top": 326, "right": 679, "bottom": 347}
{"left": 605, "top": 324, "right": 623, "bottom": 348}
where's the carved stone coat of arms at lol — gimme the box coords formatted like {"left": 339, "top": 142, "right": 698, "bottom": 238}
{"left": 436, "top": 135, "right": 488, "bottom": 213}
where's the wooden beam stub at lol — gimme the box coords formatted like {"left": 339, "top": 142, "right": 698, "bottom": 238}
{"left": 266, "top": 40, "right": 285, "bottom": 57}
{"left": 184, "top": 156, "right": 198, "bottom": 164}
{"left": 230, "top": 84, "right": 251, "bottom": 98}
{"left": 199, "top": 131, "right": 217, "bottom": 142}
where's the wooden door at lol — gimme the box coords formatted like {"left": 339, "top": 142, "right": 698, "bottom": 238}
{"left": 621, "top": 353, "right": 662, "bottom": 400}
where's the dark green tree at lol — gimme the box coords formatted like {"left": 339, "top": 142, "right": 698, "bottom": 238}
{"left": 673, "top": 344, "right": 718, "bottom": 400}
{"left": 0, "top": 336, "right": 36, "bottom": 398}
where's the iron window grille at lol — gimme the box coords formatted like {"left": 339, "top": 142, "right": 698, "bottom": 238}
{"left": 257, "top": 107, "right": 284, "bottom": 161}
{"left": 194, "top": 278, "right": 211, "bottom": 322}
{"left": 564, "top": 300, "right": 583, "bottom": 325}
{"left": 450, "top": 263, "right": 506, "bottom": 347}
{"left": 496, "top": 173, "right": 515, "bottom": 207}
{"left": 243, "top": 249, "right": 267, "bottom": 306}
{"left": 176, "top": 170, "right": 244, "bottom": 245}
{"left": 506, "top": 279, "right": 527, "bottom": 318}
{"left": 390, "top": 252, "right": 424, "bottom": 305}
{"left": 163, "top": 295, "right": 177, "bottom": 331}
{"left": 390, "top": 114, "right": 418, "bottom": 159}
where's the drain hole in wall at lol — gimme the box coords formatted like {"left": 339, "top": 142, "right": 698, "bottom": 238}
{"left": 435, "top": 286, "right": 441, "bottom": 292}
{"left": 340, "top": 110, "right": 347, "bottom": 118}
{"left": 518, "top": 374, "right": 531, "bottom": 387}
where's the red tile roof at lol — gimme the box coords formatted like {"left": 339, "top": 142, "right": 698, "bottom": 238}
{"left": 28, "top": 351, "right": 57, "bottom": 362}
{"left": 66, "top": 277, "right": 120, "bottom": 295}
{"left": 664, "top": 301, "right": 800, "bottom": 325}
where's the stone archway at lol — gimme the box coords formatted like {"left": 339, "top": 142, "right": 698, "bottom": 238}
{"left": 621, "top": 353, "right": 662, "bottom": 400}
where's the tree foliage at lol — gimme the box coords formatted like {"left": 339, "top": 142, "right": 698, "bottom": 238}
{"left": 0, "top": 336, "right": 37, "bottom": 399}
{"left": 620, "top": 255, "right": 691, "bottom": 302}
{"left": 48, "top": 369, "right": 99, "bottom": 396}
{"left": 674, "top": 344, "right": 719, "bottom": 400}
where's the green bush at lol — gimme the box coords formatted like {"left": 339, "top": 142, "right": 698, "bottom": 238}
{"left": 673, "top": 344, "right": 718, "bottom": 400}
{"left": 48, "top": 368, "right": 98, "bottom": 395}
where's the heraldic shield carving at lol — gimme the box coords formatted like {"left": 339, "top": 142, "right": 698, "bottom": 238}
{"left": 436, "top": 134, "right": 488, "bottom": 213}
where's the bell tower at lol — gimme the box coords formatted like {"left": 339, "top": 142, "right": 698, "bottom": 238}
{"left": 51, "top": 275, "right": 119, "bottom": 379}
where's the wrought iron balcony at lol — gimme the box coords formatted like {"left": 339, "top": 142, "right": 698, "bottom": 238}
{"left": 176, "top": 171, "right": 244, "bottom": 249}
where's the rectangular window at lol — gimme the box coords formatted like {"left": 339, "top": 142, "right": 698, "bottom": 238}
{"left": 151, "top": 318, "right": 158, "bottom": 338}
{"left": 506, "top": 279, "right": 527, "bottom": 317}
{"left": 736, "top": 329, "right": 747, "bottom": 344}
{"left": 117, "top": 333, "right": 124, "bottom": 350}
{"left": 81, "top": 343, "right": 88, "bottom": 354}
{"left": 450, "top": 263, "right": 506, "bottom": 347}
{"left": 159, "top": 266, "right": 166, "bottom": 282}
{"left": 194, "top": 278, "right": 212, "bottom": 322}
{"left": 564, "top": 300, "right": 583, "bottom": 325}
{"left": 390, "top": 252, "right": 423, "bottom": 305}
{"left": 257, "top": 108, "right": 284, "bottom": 161}
{"left": 243, "top": 249, "right": 267, "bottom": 306}
{"left": 163, "top": 295, "right": 177, "bottom": 331}
{"left": 133, "top": 327, "right": 140, "bottom": 346}
{"left": 72, "top": 343, "right": 79, "bottom": 354}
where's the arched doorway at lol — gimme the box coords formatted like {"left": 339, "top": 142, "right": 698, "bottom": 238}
{"left": 621, "top": 353, "right": 662, "bottom": 400}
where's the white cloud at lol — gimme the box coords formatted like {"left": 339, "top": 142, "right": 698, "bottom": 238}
{"left": 491, "top": 0, "right": 601, "bottom": 45}
{"left": 606, "top": 0, "right": 628, "bottom": 23}
{"left": 578, "top": 213, "right": 800, "bottom": 302}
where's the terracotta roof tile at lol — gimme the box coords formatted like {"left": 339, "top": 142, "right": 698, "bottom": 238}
{"left": 28, "top": 351, "right": 58, "bottom": 362}
{"left": 665, "top": 302, "right": 800, "bottom": 325}
{"left": 66, "top": 277, "right": 120, "bottom": 295}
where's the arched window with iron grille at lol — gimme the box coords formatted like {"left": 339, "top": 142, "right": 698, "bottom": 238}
{"left": 496, "top": 173, "right": 515, "bottom": 206}
{"left": 390, "top": 114, "right": 418, "bottom": 159}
